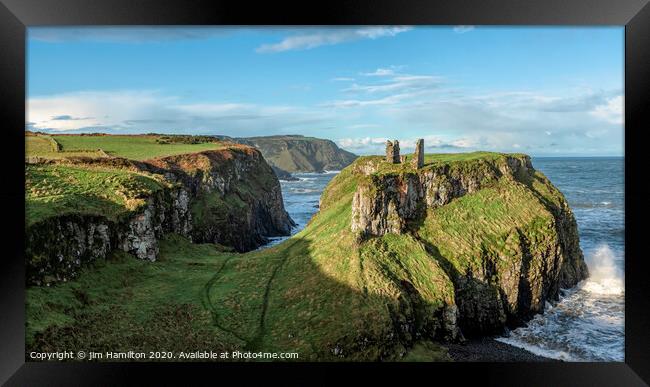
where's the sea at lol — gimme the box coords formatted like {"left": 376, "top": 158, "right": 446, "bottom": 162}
{"left": 260, "top": 170, "right": 340, "bottom": 249}
{"left": 495, "top": 157, "right": 625, "bottom": 362}
{"left": 265, "top": 157, "right": 625, "bottom": 362}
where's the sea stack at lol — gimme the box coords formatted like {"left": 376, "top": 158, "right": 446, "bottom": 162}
{"left": 412, "top": 138, "right": 424, "bottom": 169}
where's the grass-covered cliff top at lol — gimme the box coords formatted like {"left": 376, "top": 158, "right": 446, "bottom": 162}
{"left": 26, "top": 133, "right": 231, "bottom": 161}
{"left": 25, "top": 133, "right": 263, "bottom": 227}
{"left": 25, "top": 164, "right": 168, "bottom": 227}
{"left": 27, "top": 151, "right": 579, "bottom": 361}
{"left": 356, "top": 151, "right": 530, "bottom": 176}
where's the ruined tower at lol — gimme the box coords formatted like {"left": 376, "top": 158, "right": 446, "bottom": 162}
{"left": 385, "top": 140, "right": 401, "bottom": 163}
{"left": 412, "top": 138, "right": 424, "bottom": 169}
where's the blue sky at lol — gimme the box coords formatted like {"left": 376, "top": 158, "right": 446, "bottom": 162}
{"left": 27, "top": 26, "right": 624, "bottom": 156}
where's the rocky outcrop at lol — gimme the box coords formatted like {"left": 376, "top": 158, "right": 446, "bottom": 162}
{"left": 146, "top": 147, "right": 294, "bottom": 252}
{"left": 26, "top": 187, "right": 192, "bottom": 285}
{"left": 350, "top": 154, "right": 588, "bottom": 337}
{"left": 25, "top": 145, "right": 293, "bottom": 285}
{"left": 352, "top": 155, "right": 533, "bottom": 237}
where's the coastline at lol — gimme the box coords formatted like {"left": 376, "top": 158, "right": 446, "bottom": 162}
{"left": 447, "top": 337, "right": 558, "bottom": 362}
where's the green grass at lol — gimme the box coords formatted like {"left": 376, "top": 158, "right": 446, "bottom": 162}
{"left": 26, "top": 151, "right": 570, "bottom": 361}
{"left": 26, "top": 134, "right": 106, "bottom": 159}
{"left": 360, "top": 151, "right": 527, "bottom": 177}
{"left": 418, "top": 177, "right": 556, "bottom": 274}
{"left": 26, "top": 135, "right": 58, "bottom": 155}
{"left": 25, "top": 164, "right": 167, "bottom": 226}
{"left": 26, "top": 235, "right": 243, "bottom": 355}
{"left": 53, "top": 135, "right": 225, "bottom": 160}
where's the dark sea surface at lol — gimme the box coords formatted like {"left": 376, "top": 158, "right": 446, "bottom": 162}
{"left": 268, "top": 158, "right": 625, "bottom": 362}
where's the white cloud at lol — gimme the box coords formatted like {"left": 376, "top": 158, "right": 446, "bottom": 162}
{"left": 337, "top": 134, "right": 475, "bottom": 154}
{"left": 326, "top": 71, "right": 444, "bottom": 108}
{"left": 331, "top": 77, "right": 355, "bottom": 82}
{"left": 27, "top": 85, "right": 624, "bottom": 157}
{"left": 590, "top": 95, "right": 624, "bottom": 124}
{"left": 27, "top": 90, "right": 331, "bottom": 136}
{"left": 343, "top": 75, "right": 441, "bottom": 94}
{"left": 374, "top": 89, "right": 623, "bottom": 155}
{"left": 321, "top": 93, "right": 416, "bottom": 108}
{"left": 337, "top": 137, "right": 388, "bottom": 149}
{"left": 255, "top": 27, "right": 411, "bottom": 53}
{"left": 27, "top": 90, "right": 176, "bottom": 131}
{"left": 361, "top": 68, "right": 395, "bottom": 77}
{"left": 453, "top": 26, "right": 475, "bottom": 34}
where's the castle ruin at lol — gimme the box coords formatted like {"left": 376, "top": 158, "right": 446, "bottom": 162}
{"left": 412, "top": 139, "right": 424, "bottom": 169}
{"left": 385, "top": 138, "right": 424, "bottom": 167}
{"left": 385, "top": 140, "right": 401, "bottom": 163}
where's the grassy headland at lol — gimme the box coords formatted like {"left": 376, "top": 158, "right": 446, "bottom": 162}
{"left": 26, "top": 148, "right": 578, "bottom": 361}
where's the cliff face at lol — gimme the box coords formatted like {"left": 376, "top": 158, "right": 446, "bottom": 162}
{"left": 146, "top": 147, "right": 294, "bottom": 251}
{"left": 239, "top": 135, "right": 357, "bottom": 174}
{"left": 25, "top": 146, "right": 293, "bottom": 285}
{"left": 26, "top": 188, "right": 192, "bottom": 285}
{"left": 349, "top": 154, "right": 588, "bottom": 337}
{"left": 351, "top": 155, "right": 533, "bottom": 236}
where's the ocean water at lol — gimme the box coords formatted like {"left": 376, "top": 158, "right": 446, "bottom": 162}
{"left": 268, "top": 158, "right": 625, "bottom": 362}
{"left": 259, "top": 171, "right": 338, "bottom": 249}
{"left": 496, "top": 157, "right": 625, "bottom": 362}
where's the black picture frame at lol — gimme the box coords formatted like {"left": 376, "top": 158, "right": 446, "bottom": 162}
{"left": 1, "top": 0, "right": 649, "bottom": 385}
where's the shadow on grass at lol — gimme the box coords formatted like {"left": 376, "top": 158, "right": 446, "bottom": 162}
{"left": 27, "top": 232, "right": 459, "bottom": 362}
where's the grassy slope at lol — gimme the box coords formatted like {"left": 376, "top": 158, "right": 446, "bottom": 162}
{"left": 27, "top": 235, "right": 242, "bottom": 354}
{"left": 26, "top": 152, "right": 565, "bottom": 361}
{"left": 25, "top": 164, "right": 167, "bottom": 226}
{"left": 52, "top": 135, "right": 225, "bottom": 160}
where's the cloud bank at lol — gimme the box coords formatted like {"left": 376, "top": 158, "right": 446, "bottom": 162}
{"left": 27, "top": 65, "right": 623, "bottom": 157}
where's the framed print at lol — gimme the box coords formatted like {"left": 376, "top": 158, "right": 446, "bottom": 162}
{"left": 1, "top": 0, "right": 649, "bottom": 385}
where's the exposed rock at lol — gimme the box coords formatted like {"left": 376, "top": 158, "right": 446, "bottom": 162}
{"left": 352, "top": 155, "right": 533, "bottom": 236}
{"left": 25, "top": 146, "right": 294, "bottom": 285}
{"left": 350, "top": 154, "right": 588, "bottom": 337}
{"left": 147, "top": 147, "right": 295, "bottom": 251}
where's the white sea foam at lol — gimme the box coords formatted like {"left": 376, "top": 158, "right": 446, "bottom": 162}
{"left": 496, "top": 243, "right": 624, "bottom": 361}
{"left": 290, "top": 188, "right": 319, "bottom": 194}
{"left": 581, "top": 244, "right": 624, "bottom": 295}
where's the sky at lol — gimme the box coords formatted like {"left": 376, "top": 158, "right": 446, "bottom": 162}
{"left": 27, "top": 26, "right": 624, "bottom": 156}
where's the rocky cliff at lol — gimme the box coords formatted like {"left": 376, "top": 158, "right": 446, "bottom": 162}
{"left": 237, "top": 135, "right": 357, "bottom": 174}
{"left": 145, "top": 146, "right": 294, "bottom": 251}
{"left": 351, "top": 154, "right": 534, "bottom": 236}
{"left": 349, "top": 153, "right": 588, "bottom": 336}
{"left": 26, "top": 150, "right": 591, "bottom": 361}
{"left": 25, "top": 145, "right": 293, "bottom": 285}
